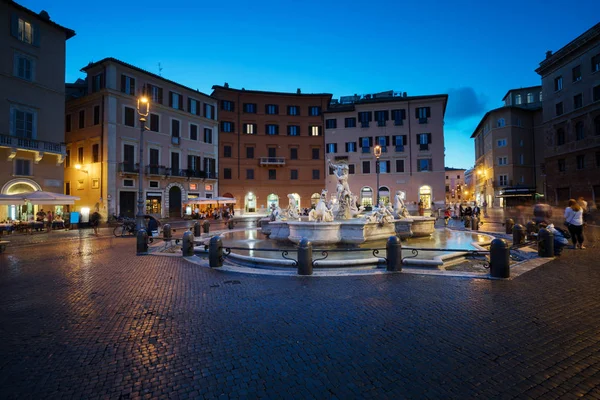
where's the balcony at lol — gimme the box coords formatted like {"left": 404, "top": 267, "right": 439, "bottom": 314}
{"left": 0, "top": 133, "right": 66, "bottom": 164}
{"left": 395, "top": 145, "right": 404, "bottom": 152}
{"left": 361, "top": 147, "right": 370, "bottom": 154}
{"left": 259, "top": 157, "right": 286, "bottom": 167}
{"left": 377, "top": 120, "right": 386, "bottom": 127}
{"left": 393, "top": 119, "right": 403, "bottom": 126}
{"left": 118, "top": 162, "right": 139, "bottom": 174}
{"left": 419, "top": 144, "right": 429, "bottom": 151}
{"left": 360, "top": 121, "right": 370, "bottom": 128}
{"left": 161, "top": 168, "right": 218, "bottom": 180}
{"left": 418, "top": 118, "right": 428, "bottom": 124}
{"left": 146, "top": 165, "right": 166, "bottom": 176}
{"left": 171, "top": 136, "right": 180, "bottom": 145}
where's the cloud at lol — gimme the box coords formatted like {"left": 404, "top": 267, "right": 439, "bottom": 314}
{"left": 445, "top": 87, "right": 488, "bottom": 120}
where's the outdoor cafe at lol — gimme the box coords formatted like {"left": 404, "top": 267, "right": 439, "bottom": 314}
{"left": 185, "top": 196, "right": 236, "bottom": 219}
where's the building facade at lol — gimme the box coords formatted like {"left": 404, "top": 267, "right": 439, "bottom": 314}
{"left": 535, "top": 23, "right": 600, "bottom": 207}
{"left": 211, "top": 85, "right": 331, "bottom": 214}
{"left": 472, "top": 86, "right": 544, "bottom": 208}
{"left": 65, "top": 58, "right": 218, "bottom": 219}
{"left": 323, "top": 91, "right": 447, "bottom": 210}
{"left": 444, "top": 167, "right": 466, "bottom": 203}
{"left": 0, "top": 1, "right": 74, "bottom": 220}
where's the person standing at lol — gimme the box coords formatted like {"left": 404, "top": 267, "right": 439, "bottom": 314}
{"left": 418, "top": 200, "right": 424, "bottom": 216}
{"left": 565, "top": 199, "right": 585, "bottom": 249}
{"left": 90, "top": 210, "right": 101, "bottom": 236}
{"left": 482, "top": 200, "right": 488, "bottom": 217}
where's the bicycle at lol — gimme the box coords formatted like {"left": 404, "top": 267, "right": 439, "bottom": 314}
{"left": 113, "top": 218, "right": 136, "bottom": 237}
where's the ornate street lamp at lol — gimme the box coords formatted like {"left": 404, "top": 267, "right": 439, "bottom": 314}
{"left": 136, "top": 92, "right": 150, "bottom": 231}
{"left": 374, "top": 145, "right": 382, "bottom": 206}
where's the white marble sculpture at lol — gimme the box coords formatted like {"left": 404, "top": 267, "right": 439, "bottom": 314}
{"left": 366, "top": 200, "right": 396, "bottom": 225}
{"left": 394, "top": 191, "right": 410, "bottom": 219}
{"left": 328, "top": 159, "right": 363, "bottom": 219}
{"left": 286, "top": 194, "right": 300, "bottom": 219}
{"left": 269, "top": 202, "right": 283, "bottom": 221}
{"left": 309, "top": 189, "right": 334, "bottom": 222}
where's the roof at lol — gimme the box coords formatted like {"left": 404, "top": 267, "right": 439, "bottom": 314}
{"left": 6, "top": 0, "right": 75, "bottom": 39}
{"left": 211, "top": 85, "right": 333, "bottom": 99}
{"left": 535, "top": 22, "right": 600, "bottom": 76}
{"left": 470, "top": 105, "right": 542, "bottom": 138}
{"left": 82, "top": 58, "right": 212, "bottom": 98}
{"left": 445, "top": 167, "right": 465, "bottom": 171}
{"left": 501, "top": 85, "right": 542, "bottom": 102}
{"left": 325, "top": 94, "right": 449, "bottom": 115}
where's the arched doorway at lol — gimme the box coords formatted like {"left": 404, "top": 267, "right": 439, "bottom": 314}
{"left": 310, "top": 193, "right": 320, "bottom": 206}
{"left": 378, "top": 186, "right": 390, "bottom": 205}
{"left": 267, "top": 193, "right": 279, "bottom": 209}
{"left": 419, "top": 185, "right": 432, "bottom": 209}
{"left": 245, "top": 192, "right": 256, "bottom": 213}
{"left": 1, "top": 178, "right": 41, "bottom": 221}
{"left": 289, "top": 193, "right": 301, "bottom": 212}
{"left": 360, "top": 187, "right": 373, "bottom": 208}
{"left": 169, "top": 186, "right": 182, "bottom": 217}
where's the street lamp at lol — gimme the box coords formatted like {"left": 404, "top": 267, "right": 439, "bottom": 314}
{"left": 374, "top": 144, "right": 382, "bottom": 206}
{"left": 136, "top": 93, "right": 150, "bottom": 231}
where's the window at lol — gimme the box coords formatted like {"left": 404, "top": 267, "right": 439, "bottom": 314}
{"left": 66, "top": 114, "right": 71, "bottom": 133}
{"left": 246, "top": 147, "right": 254, "bottom": 159}
{"left": 77, "top": 147, "right": 84, "bottom": 163}
{"left": 65, "top": 182, "right": 71, "bottom": 195}
{"left": 221, "top": 121, "right": 234, "bottom": 133}
{"left": 345, "top": 142, "right": 357, "bottom": 153}
{"left": 345, "top": 117, "right": 356, "bottom": 128}
{"left": 576, "top": 121, "right": 585, "bottom": 140}
{"left": 312, "top": 148, "right": 320, "bottom": 160}
{"left": 497, "top": 139, "right": 507, "bottom": 147}
{"left": 290, "top": 148, "right": 298, "bottom": 160}
{"left": 92, "top": 73, "right": 104, "bottom": 93}
{"left": 288, "top": 106, "right": 299, "bottom": 116}
{"left": 244, "top": 123, "right": 257, "bottom": 135}
{"left": 14, "top": 54, "right": 33, "bottom": 81}
{"left": 498, "top": 156, "right": 508, "bottom": 166}
{"left": 312, "top": 169, "right": 320, "bottom": 180}
{"left": 266, "top": 124, "right": 279, "bottom": 135}
{"left": 243, "top": 103, "right": 257, "bottom": 113}
{"left": 79, "top": 110, "right": 85, "bottom": 129}
{"left": 376, "top": 136, "right": 389, "bottom": 151}
{"left": 190, "top": 124, "right": 198, "bottom": 141}
{"left": 269, "top": 169, "right": 276, "bottom": 180}
{"left": 391, "top": 109, "right": 405, "bottom": 125}
{"left": 15, "top": 159, "right": 31, "bottom": 176}
{"left": 515, "top": 94, "right": 522, "bottom": 105}
{"left": 223, "top": 145, "right": 232, "bottom": 158}
{"left": 348, "top": 164, "right": 355, "bottom": 174}
{"left": 204, "top": 128, "right": 213, "bottom": 144}
{"left": 123, "top": 179, "right": 134, "bottom": 187}
{"left": 554, "top": 76, "right": 563, "bottom": 91}
{"left": 594, "top": 85, "right": 600, "bottom": 102}
{"left": 149, "top": 181, "right": 159, "bottom": 188}
{"left": 246, "top": 169, "right": 254, "bottom": 180}
{"left": 527, "top": 93, "right": 534, "bottom": 103}
{"left": 558, "top": 159, "right": 566, "bottom": 172}
{"left": 189, "top": 155, "right": 201, "bottom": 173}
{"left": 92, "top": 144, "right": 99, "bottom": 163}
{"left": 326, "top": 143, "right": 337, "bottom": 154}
{"left": 520, "top": 154, "right": 524, "bottom": 165}
{"left": 188, "top": 99, "right": 201, "bottom": 116}
{"left": 396, "top": 160, "right": 407, "bottom": 173}
{"left": 360, "top": 137, "right": 372, "bottom": 153}
{"left": 93, "top": 106, "right": 100, "bottom": 125}
{"left": 171, "top": 119, "right": 180, "bottom": 140}
{"left": 204, "top": 104, "right": 215, "bottom": 119}
{"left": 394, "top": 135, "right": 406, "bottom": 152}
{"left": 310, "top": 126, "right": 322, "bottom": 136}
{"left": 65, "top": 149, "right": 70, "bottom": 168}
{"left": 574, "top": 94, "right": 583, "bottom": 109}
{"left": 379, "top": 160, "right": 391, "bottom": 173}
{"left": 362, "top": 161, "right": 371, "bottom": 174}
{"left": 555, "top": 102, "right": 564, "bottom": 116}
{"left": 326, "top": 119, "right": 337, "bottom": 129}
{"left": 169, "top": 92, "right": 183, "bottom": 110}
{"left": 417, "top": 159, "right": 432, "bottom": 172}
{"left": 15, "top": 18, "right": 34, "bottom": 44}
{"left": 416, "top": 107, "right": 431, "bottom": 123}
{"left": 592, "top": 53, "right": 600, "bottom": 73}
{"left": 120, "top": 75, "right": 135, "bottom": 95}
{"left": 374, "top": 110, "right": 389, "bottom": 126}
{"left": 520, "top": 139, "right": 524, "bottom": 147}
{"left": 572, "top": 65, "right": 582, "bottom": 82}
{"left": 498, "top": 175, "right": 508, "bottom": 186}
{"left": 224, "top": 168, "right": 232, "bottom": 179}
{"left": 221, "top": 100, "right": 234, "bottom": 111}
{"left": 287, "top": 125, "right": 300, "bottom": 136}
{"left": 497, "top": 118, "right": 505, "bottom": 128}
{"left": 148, "top": 84, "right": 163, "bottom": 104}
{"left": 557, "top": 128, "right": 565, "bottom": 145}
{"left": 291, "top": 170, "right": 298, "bottom": 180}
{"left": 516, "top": 118, "right": 522, "bottom": 127}
{"left": 417, "top": 133, "right": 431, "bottom": 151}
{"left": 150, "top": 114, "right": 159, "bottom": 132}
{"left": 308, "top": 106, "right": 321, "bottom": 116}
{"left": 149, "top": 148, "right": 159, "bottom": 169}
{"left": 358, "top": 111, "right": 371, "bottom": 127}
{"left": 124, "top": 107, "right": 135, "bottom": 127}
{"left": 577, "top": 155, "right": 585, "bottom": 170}
{"left": 266, "top": 104, "right": 279, "bottom": 115}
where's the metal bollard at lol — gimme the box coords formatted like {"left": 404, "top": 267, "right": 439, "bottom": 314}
{"left": 136, "top": 229, "right": 148, "bottom": 255}
{"left": 209, "top": 236, "right": 223, "bottom": 268}
{"left": 526, "top": 221, "right": 537, "bottom": 240}
{"left": 513, "top": 224, "right": 526, "bottom": 245}
{"left": 228, "top": 219, "right": 234, "bottom": 230}
{"left": 193, "top": 221, "right": 201, "bottom": 237}
{"left": 489, "top": 238, "right": 510, "bottom": 278}
{"left": 163, "top": 224, "right": 172, "bottom": 240}
{"left": 386, "top": 236, "right": 402, "bottom": 272}
{"left": 297, "top": 238, "right": 313, "bottom": 275}
{"left": 202, "top": 220, "right": 210, "bottom": 234}
{"left": 537, "top": 228, "right": 554, "bottom": 257}
{"left": 471, "top": 216, "right": 479, "bottom": 231}
{"left": 505, "top": 218, "right": 514, "bottom": 234}
{"left": 182, "top": 231, "right": 194, "bottom": 256}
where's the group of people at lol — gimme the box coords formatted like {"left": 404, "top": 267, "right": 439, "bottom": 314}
{"left": 193, "top": 206, "right": 234, "bottom": 221}
{"left": 441, "top": 201, "right": 484, "bottom": 226}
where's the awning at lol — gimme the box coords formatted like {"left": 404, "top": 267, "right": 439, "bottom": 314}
{"left": 0, "top": 191, "right": 80, "bottom": 205}
{"left": 215, "top": 196, "right": 237, "bottom": 204}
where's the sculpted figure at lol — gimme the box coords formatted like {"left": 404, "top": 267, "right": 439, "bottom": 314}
{"left": 394, "top": 191, "right": 410, "bottom": 218}
{"left": 286, "top": 194, "right": 300, "bottom": 219}
{"left": 309, "top": 189, "right": 334, "bottom": 222}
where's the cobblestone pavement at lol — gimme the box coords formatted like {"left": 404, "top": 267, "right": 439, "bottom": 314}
{"left": 1, "top": 233, "right": 600, "bottom": 399}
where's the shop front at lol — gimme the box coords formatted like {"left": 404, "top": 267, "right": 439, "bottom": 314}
{"left": 145, "top": 192, "right": 162, "bottom": 217}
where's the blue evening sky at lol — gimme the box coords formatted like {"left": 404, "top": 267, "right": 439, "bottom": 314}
{"left": 19, "top": 0, "right": 600, "bottom": 169}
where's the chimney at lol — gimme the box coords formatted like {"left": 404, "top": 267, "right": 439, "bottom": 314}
{"left": 545, "top": 50, "right": 553, "bottom": 59}
{"left": 39, "top": 10, "right": 50, "bottom": 20}
{"left": 297, "top": 88, "right": 301, "bottom": 94}
{"left": 224, "top": 82, "right": 229, "bottom": 88}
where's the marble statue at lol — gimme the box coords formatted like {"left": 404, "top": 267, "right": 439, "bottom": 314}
{"left": 394, "top": 191, "right": 410, "bottom": 219}
{"left": 286, "top": 194, "right": 300, "bottom": 219}
{"left": 328, "top": 159, "right": 363, "bottom": 219}
{"left": 366, "top": 200, "right": 395, "bottom": 225}
{"left": 309, "top": 189, "right": 334, "bottom": 222}
{"left": 269, "top": 202, "right": 283, "bottom": 221}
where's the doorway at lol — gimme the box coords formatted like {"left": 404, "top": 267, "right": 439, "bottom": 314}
{"left": 419, "top": 186, "right": 432, "bottom": 209}
{"left": 245, "top": 192, "right": 256, "bottom": 213}
{"left": 169, "top": 186, "right": 182, "bottom": 217}
{"left": 119, "top": 191, "right": 136, "bottom": 218}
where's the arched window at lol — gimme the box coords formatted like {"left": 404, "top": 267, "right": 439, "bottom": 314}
{"left": 575, "top": 121, "right": 585, "bottom": 140}
{"left": 310, "top": 193, "right": 320, "bottom": 206}
{"left": 360, "top": 187, "right": 373, "bottom": 208}
{"left": 267, "top": 193, "right": 279, "bottom": 208}
{"left": 419, "top": 185, "right": 432, "bottom": 209}
{"left": 378, "top": 186, "right": 390, "bottom": 205}
{"left": 497, "top": 118, "right": 505, "bottom": 128}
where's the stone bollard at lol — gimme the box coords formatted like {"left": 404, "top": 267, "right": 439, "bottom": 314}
{"left": 489, "top": 238, "right": 510, "bottom": 278}
{"left": 193, "top": 221, "right": 201, "bottom": 237}
{"left": 471, "top": 216, "right": 479, "bottom": 231}
{"left": 163, "top": 224, "right": 172, "bottom": 240}
{"left": 228, "top": 219, "right": 234, "bottom": 230}
{"left": 182, "top": 231, "right": 194, "bottom": 256}
{"left": 526, "top": 221, "right": 537, "bottom": 240}
{"left": 202, "top": 220, "right": 210, "bottom": 234}
{"left": 513, "top": 224, "right": 526, "bottom": 245}
{"left": 386, "top": 236, "right": 402, "bottom": 272}
{"left": 537, "top": 228, "right": 554, "bottom": 257}
{"left": 297, "top": 238, "right": 313, "bottom": 275}
{"left": 136, "top": 229, "right": 148, "bottom": 255}
{"left": 505, "top": 218, "right": 514, "bottom": 234}
{"left": 209, "top": 236, "right": 223, "bottom": 268}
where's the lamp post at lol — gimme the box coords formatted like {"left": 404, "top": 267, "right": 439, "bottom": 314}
{"left": 136, "top": 93, "right": 150, "bottom": 231}
{"left": 374, "top": 145, "right": 382, "bottom": 206}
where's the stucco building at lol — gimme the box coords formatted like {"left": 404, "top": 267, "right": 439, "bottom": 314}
{"left": 65, "top": 58, "right": 218, "bottom": 219}
{"left": 323, "top": 91, "right": 447, "bottom": 210}
{"left": 0, "top": 0, "right": 74, "bottom": 220}
{"left": 211, "top": 84, "right": 331, "bottom": 214}
{"left": 535, "top": 23, "right": 600, "bottom": 207}
{"left": 471, "top": 86, "right": 544, "bottom": 208}
{"left": 444, "top": 167, "right": 466, "bottom": 203}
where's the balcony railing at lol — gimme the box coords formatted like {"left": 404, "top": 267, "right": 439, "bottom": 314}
{"left": 171, "top": 136, "right": 180, "bottom": 145}
{"left": 259, "top": 157, "right": 286, "bottom": 166}
{"left": 0, "top": 133, "right": 65, "bottom": 155}
{"left": 118, "top": 162, "right": 139, "bottom": 173}
{"left": 395, "top": 145, "right": 404, "bottom": 152}
{"left": 377, "top": 120, "right": 386, "bottom": 127}
{"left": 146, "top": 165, "right": 166, "bottom": 175}
{"left": 158, "top": 167, "right": 218, "bottom": 179}
{"left": 360, "top": 121, "right": 370, "bottom": 128}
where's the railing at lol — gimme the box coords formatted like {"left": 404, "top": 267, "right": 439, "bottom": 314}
{"left": 259, "top": 157, "right": 286, "bottom": 166}
{"left": 361, "top": 147, "right": 370, "bottom": 154}
{"left": 418, "top": 118, "right": 428, "bottom": 124}
{"left": 0, "top": 133, "right": 65, "bottom": 155}
{"left": 360, "top": 121, "right": 370, "bottom": 128}
{"left": 394, "top": 119, "right": 403, "bottom": 126}
{"left": 377, "top": 120, "right": 386, "bottom": 127}
{"left": 419, "top": 144, "right": 429, "bottom": 151}
{"left": 118, "top": 162, "right": 139, "bottom": 173}
{"left": 395, "top": 145, "right": 404, "bottom": 152}
{"left": 146, "top": 165, "right": 166, "bottom": 175}
{"left": 223, "top": 246, "right": 298, "bottom": 266}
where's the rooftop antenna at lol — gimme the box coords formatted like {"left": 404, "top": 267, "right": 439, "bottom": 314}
{"left": 158, "top": 62, "right": 163, "bottom": 76}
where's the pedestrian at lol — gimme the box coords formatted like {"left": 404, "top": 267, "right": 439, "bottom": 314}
{"left": 546, "top": 223, "right": 570, "bottom": 256}
{"left": 578, "top": 197, "right": 591, "bottom": 223}
{"left": 482, "top": 200, "right": 488, "bottom": 217}
{"left": 472, "top": 203, "right": 481, "bottom": 218}
{"left": 90, "top": 209, "right": 101, "bottom": 236}
{"left": 444, "top": 207, "right": 451, "bottom": 226}
{"left": 418, "top": 200, "right": 424, "bottom": 216}
{"left": 565, "top": 199, "right": 585, "bottom": 249}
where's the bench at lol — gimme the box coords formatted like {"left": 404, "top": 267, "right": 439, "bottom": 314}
{"left": 0, "top": 240, "right": 9, "bottom": 253}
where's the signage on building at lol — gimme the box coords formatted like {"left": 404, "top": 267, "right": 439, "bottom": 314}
{"left": 205, "top": 184, "right": 213, "bottom": 191}
{"left": 189, "top": 183, "right": 198, "bottom": 190}
{"left": 147, "top": 192, "right": 162, "bottom": 197}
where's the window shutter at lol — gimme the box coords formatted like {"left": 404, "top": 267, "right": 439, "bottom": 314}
{"left": 402, "top": 135, "right": 407, "bottom": 145}
{"left": 385, "top": 136, "right": 390, "bottom": 146}
{"left": 427, "top": 107, "right": 431, "bottom": 118}
{"left": 188, "top": 98, "right": 191, "bottom": 112}
{"left": 179, "top": 95, "right": 184, "bottom": 110}
{"left": 334, "top": 143, "right": 337, "bottom": 152}
{"left": 359, "top": 137, "right": 363, "bottom": 146}
{"left": 32, "top": 23, "right": 40, "bottom": 46}
{"left": 416, "top": 134, "right": 419, "bottom": 144}
{"left": 368, "top": 137, "right": 373, "bottom": 147}
{"left": 11, "top": 14, "right": 19, "bottom": 38}
{"left": 121, "top": 75, "right": 126, "bottom": 92}
{"left": 401, "top": 109, "right": 406, "bottom": 119}
{"left": 169, "top": 92, "right": 173, "bottom": 107}
{"left": 427, "top": 133, "right": 432, "bottom": 144}
{"left": 415, "top": 108, "right": 419, "bottom": 118}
